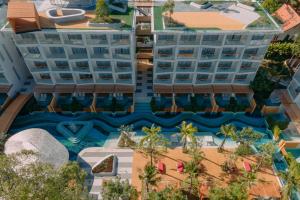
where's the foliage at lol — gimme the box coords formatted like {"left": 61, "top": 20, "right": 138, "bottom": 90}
{"left": 279, "top": 157, "right": 300, "bottom": 200}
{"left": 92, "top": 0, "right": 113, "bottom": 23}
{"left": 235, "top": 143, "right": 255, "bottom": 156}
{"left": 273, "top": 125, "right": 282, "bottom": 141}
{"left": 265, "top": 42, "right": 296, "bottom": 62}
{"left": 221, "top": 153, "right": 237, "bottom": 173}
{"left": 162, "top": 0, "right": 175, "bottom": 19}
{"left": 266, "top": 115, "right": 289, "bottom": 130}
{"left": 118, "top": 125, "right": 135, "bottom": 148}
{"left": 139, "top": 125, "right": 168, "bottom": 166}
{"left": 238, "top": 171, "right": 257, "bottom": 189}
{"left": 148, "top": 186, "right": 187, "bottom": 200}
{"left": 250, "top": 67, "right": 275, "bottom": 105}
{"left": 0, "top": 133, "right": 7, "bottom": 152}
{"left": 0, "top": 153, "right": 88, "bottom": 200}
{"left": 209, "top": 181, "right": 248, "bottom": 200}
{"left": 101, "top": 177, "right": 138, "bottom": 200}
{"left": 256, "top": 142, "right": 276, "bottom": 171}
{"left": 262, "top": 0, "right": 281, "bottom": 13}
{"left": 188, "top": 144, "right": 204, "bottom": 164}
{"left": 139, "top": 164, "right": 160, "bottom": 196}
{"left": 182, "top": 159, "right": 200, "bottom": 197}
{"left": 178, "top": 121, "right": 198, "bottom": 153}
{"left": 217, "top": 124, "right": 237, "bottom": 152}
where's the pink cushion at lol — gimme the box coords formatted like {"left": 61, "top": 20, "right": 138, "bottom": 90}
{"left": 243, "top": 161, "right": 251, "bottom": 172}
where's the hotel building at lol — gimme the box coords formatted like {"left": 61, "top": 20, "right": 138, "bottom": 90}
{"left": 0, "top": 0, "right": 281, "bottom": 112}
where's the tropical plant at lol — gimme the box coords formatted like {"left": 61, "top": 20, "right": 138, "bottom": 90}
{"left": 139, "top": 124, "right": 168, "bottom": 166}
{"left": 162, "top": 0, "right": 175, "bottom": 24}
{"left": 262, "top": 0, "right": 281, "bottom": 13}
{"left": 118, "top": 125, "right": 135, "bottom": 148}
{"left": 178, "top": 121, "right": 198, "bottom": 153}
{"left": 182, "top": 159, "right": 200, "bottom": 197}
{"left": 93, "top": 0, "right": 111, "bottom": 23}
{"left": 221, "top": 153, "right": 237, "bottom": 173}
{"left": 139, "top": 164, "right": 161, "bottom": 197}
{"left": 0, "top": 152, "right": 88, "bottom": 200}
{"left": 148, "top": 186, "right": 188, "bottom": 200}
{"left": 0, "top": 133, "right": 7, "bottom": 152}
{"left": 279, "top": 158, "right": 300, "bottom": 200}
{"left": 239, "top": 170, "right": 257, "bottom": 190}
{"left": 209, "top": 181, "right": 248, "bottom": 200}
{"left": 255, "top": 142, "right": 276, "bottom": 172}
{"left": 188, "top": 143, "right": 204, "bottom": 165}
{"left": 101, "top": 177, "right": 138, "bottom": 200}
{"left": 273, "top": 125, "right": 282, "bottom": 141}
{"left": 217, "top": 124, "right": 237, "bottom": 152}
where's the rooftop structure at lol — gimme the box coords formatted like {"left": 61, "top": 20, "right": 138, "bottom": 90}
{"left": 153, "top": 1, "right": 280, "bottom": 31}
{"left": 274, "top": 4, "right": 300, "bottom": 32}
{"left": 4, "top": 128, "right": 69, "bottom": 168}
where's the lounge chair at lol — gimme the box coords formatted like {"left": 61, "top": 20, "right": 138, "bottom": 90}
{"left": 177, "top": 161, "right": 184, "bottom": 173}
{"left": 243, "top": 161, "right": 251, "bottom": 172}
{"left": 156, "top": 161, "right": 165, "bottom": 174}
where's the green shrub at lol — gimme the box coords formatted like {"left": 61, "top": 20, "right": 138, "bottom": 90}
{"left": 235, "top": 144, "right": 254, "bottom": 156}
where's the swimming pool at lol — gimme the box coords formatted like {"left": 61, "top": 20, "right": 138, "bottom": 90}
{"left": 9, "top": 112, "right": 271, "bottom": 160}
{"left": 286, "top": 148, "right": 300, "bottom": 159}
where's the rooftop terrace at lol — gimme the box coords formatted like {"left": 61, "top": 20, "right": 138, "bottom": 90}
{"left": 154, "top": 0, "right": 280, "bottom": 31}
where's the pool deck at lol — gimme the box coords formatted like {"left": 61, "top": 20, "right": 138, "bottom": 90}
{"left": 131, "top": 148, "right": 281, "bottom": 199}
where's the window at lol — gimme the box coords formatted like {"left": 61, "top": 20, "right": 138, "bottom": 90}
{"left": 218, "top": 62, "right": 232, "bottom": 69}
{"left": 197, "top": 74, "right": 209, "bottom": 80}
{"left": 198, "top": 62, "right": 212, "bottom": 69}
{"left": 115, "top": 48, "right": 130, "bottom": 55}
{"left": 22, "top": 33, "right": 35, "bottom": 40}
{"left": 158, "top": 48, "right": 172, "bottom": 55}
{"left": 99, "top": 74, "right": 113, "bottom": 80}
{"left": 27, "top": 47, "right": 40, "bottom": 54}
{"left": 178, "top": 49, "right": 194, "bottom": 55}
{"left": 40, "top": 73, "right": 51, "bottom": 80}
{"left": 222, "top": 48, "right": 237, "bottom": 55}
{"left": 244, "top": 48, "right": 258, "bottom": 55}
{"left": 76, "top": 61, "right": 89, "bottom": 69}
{"left": 177, "top": 61, "right": 192, "bottom": 68}
{"left": 240, "top": 62, "right": 252, "bottom": 69}
{"left": 79, "top": 74, "right": 93, "bottom": 80}
{"left": 49, "top": 47, "right": 64, "bottom": 54}
{"left": 227, "top": 35, "right": 242, "bottom": 41}
{"left": 91, "top": 34, "right": 107, "bottom": 41}
{"left": 202, "top": 48, "right": 215, "bottom": 56}
{"left": 118, "top": 74, "right": 131, "bottom": 80}
{"left": 60, "top": 73, "right": 73, "bottom": 80}
{"left": 158, "top": 35, "right": 174, "bottom": 41}
{"left": 113, "top": 34, "right": 129, "bottom": 40}
{"left": 34, "top": 61, "right": 47, "bottom": 68}
{"left": 180, "top": 35, "right": 196, "bottom": 41}
{"left": 252, "top": 35, "right": 264, "bottom": 40}
{"left": 158, "top": 62, "right": 171, "bottom": 69}
{"left": 68, "top": 34, "right": 82, "bottom": 40}
{"left": 157, "top": 74, "right": 170, "bottom": 80}
{"left": 176, "top": 74, "right": 190, "bottom": 80}
{"left": 96, "top": 61, "right": 111, "bottom": 68}
{"left": 116, "top": 62, "right": 131, "bottom": 68}
{"left": 55, "top": 61, "right": 69, "bottom": 68}
{"left": 215, "top": 74, "right": 228, "bottom": 80}
{"left": 94, "top": 47, "right": 109, "bottom": 54}
{"left": 72, "top": 48, "right": 87, "bottom": 55}
{"left": 203, "top": 35, "right": 219, "bottom": 41}
{"left": 44, "top": 34, "right": 60, "bottom": 41}
{"left": 235, "top": 74, "right": 247, "bottom": 80}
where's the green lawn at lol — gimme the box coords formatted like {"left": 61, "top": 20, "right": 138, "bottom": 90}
{"left": 110, "top": 7, "right": 134, "bottom": 29}
{"left": 154, "top": 6, "right": 164, "bottom": 30}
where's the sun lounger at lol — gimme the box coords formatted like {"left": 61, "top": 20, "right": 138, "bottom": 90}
{"left": 177, "top": 161, "right": 184, "bottom": 173}
{"left": 156, "top": 161, "right": 165, "bottom": 174}
{"left": 243, "top": 161, "right": 251, "bottom": 172}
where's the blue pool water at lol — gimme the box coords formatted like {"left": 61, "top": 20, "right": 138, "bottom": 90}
{"left": 286, "top": 148, "right": 300, "bottom": 159}
{"left": 9, "top": 112, "right": 271, "bottom": 160}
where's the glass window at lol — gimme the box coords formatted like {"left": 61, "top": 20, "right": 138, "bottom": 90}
{"left": 116, "top": 62, "right": 131, "bottom": 68}
{"left": 55, "top": 61, "right": 69, "bottom": 68}
{"left": 27, "top": 47, "right": 40, "bottom": 54}
{"left": 94, "top": 47, "right": 109, "bottom": 54}
{"left": 91, "top": 34, "right": 107, "bottom": 40}
{"left": 215, "top": 74, "right": 228, "bottom": 80}
{"left": 96, "top": 61, "right": 111, "bottom": 67}
{"left": 76, "top": 61, "right": 89, "bottom": 68}
{"left": 203, "top": 35, "right": 219, "bottom": 41}
{"left": 198, "top": 62, "right": 212, "bottom": 69}
{"left": 180, "top": 35, "right": 196, "bottom": 41}
{"left": 22, "top": 33, "right": 35, "bottom": 40}
{"left": 118, "top": 74, "right": 131, "bottom": 80}
{"left": 79, "top": 74, "right": 93, "bottom": 80}
{"left": 34, "top": 61, "right": 47, "bottom": 67}
{"left": 99, "top": 74, "right": 113, "bottom": 80}
{"left": 60, "top": 73, "right": 73, "bottom": 80}
{"left": 197, "top": 74, "right": 209, "bottom": 80}
{"left": 44, "top": 34, "right": 60, "bottom": 40}
{"left": 40, "top": 73, "right": 51, "bottom": 79}
{"left": 72, "top": 48, "right": 87, "bottom": 55}
{"left": 68, "top": 34, "right": 82, "bottom": 40}
{"left": 50, "top": 47, "right": 64, "bottom": 54}
{"left": 158, "top": 35, "right": 174, "bottom": 41}
{"left": 235, "top": 74, "right": 247, "bottom": 80}
{"left": 227, "top": 35, "right": 242, "bottom": 41}
{"left": 252, "top": 35, "right": 264, "bottom": 40}
{"left": 115, "top": 48, "right": 130, "bottom": 54}
{"left": 202, "top": 48, "right": 215, "bottom": 55}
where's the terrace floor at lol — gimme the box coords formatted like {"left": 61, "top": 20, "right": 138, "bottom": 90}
{"left": 131, "top": 148, "right": 281, "bottom": 199}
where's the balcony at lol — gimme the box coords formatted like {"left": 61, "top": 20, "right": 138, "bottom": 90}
{"left": 195, "top": 77, "right": 212, "bottom": 84}
{"left": 96, "top": 78, "right": 114, "bottom": 84}
{"left": 157, "top": 39, "right": 176, "bottom": 46}
{"left": 15, "top": 36, "right": 37, "bottom": 44}
{"left": 47, "top": 53, "right": 66, "bottom": 59}
{"left": 69, "top": 53, "right": 88, "bottom": 59}
{"left": 154, "top": 78, "right": 172, "bottom": 84}
{"left": 217, "top": 67, "right": 236, "bottom": 73}
{"left": 201, "top": 54, "right": 218, "bottom": 60}
{"left": 156, "top": 66, "right": 173, "bottom": 73}
{"left": 214, "top": 78, "right": 232, "bottom": 84}
{"left": 116, "top": 78, "right": 132, "bottom": 84}
{"left": 111, "top": 38, "right": 130, "bottom": 46}
{"left": 201, "top": 40, "right": 223, "bottom": 46}
{"left": 94, "top": 66, "right": 112, "bottom": 72}
{"left": 73, "top": 67, "right": 90, "bottom": 72}
{"left": 0, "top": 78, "right": 8, "bottom": 84}
{"left": 39, "top": 37, "right": 61, "bottom": 44}
{"left": 64, "top": 39, "right": 83, "bottom": 45}
{"left": 176, "top": 66, "right": 194, "bottom": 72}
{"left": 177, "top": 53, "right": 196, "bottom": 59}
{"left": 24, "top": 53, "right": 42, "bottom": 59}
{"left": 52, "top": 66, "right": 70, "bottom": 72}
{"left": 77, "top": 79, "right": 93, "bottom": 84}
{"left": 239, "top": 66, "right": 257, "bottom": 73}
{"left": 114, "top": 53, "right": 131, "bottom": 60}
{"left": 56, "top": 78, "right": 74, "bottom": 84}
{"left": 30, "top": 67, "right": 49, "bottom": 72}
{"left": 36, "top": 79, "right": 53, "bottom": 84}
{"left": 157, "top": 52, "right": 173, "bottom": 59}
{"left": 234, "top": 78, "right": 250, "bottom": 84}
{"left": 90, "top": 53, "right": 110, "bottom": 59}
{"left": 221, "top": 53, "right": 240, "bottom": 59}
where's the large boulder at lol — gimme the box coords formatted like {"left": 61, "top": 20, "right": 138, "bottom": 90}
{"left": 5, "top": 128, "right": 69, "bottom": 168}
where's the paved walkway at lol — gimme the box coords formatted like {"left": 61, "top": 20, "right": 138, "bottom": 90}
{"left": 77, "top": 147, "right": 133, "bottom": 200}
{"left": 0, "top": 94, "right": 32, "bottom": 133}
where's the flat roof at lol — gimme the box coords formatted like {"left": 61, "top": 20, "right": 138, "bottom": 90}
{"left": 154, "top": 0, "right": 280, "bottom": 31}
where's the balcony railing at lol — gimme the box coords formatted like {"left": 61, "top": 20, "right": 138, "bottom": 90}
{"left": 36, "top": 79, "right": 53, "bottom": 84}
{"left": 39, "top": 38, "right": 61, "bottom": 44}
{"left": 64, "top": 39, "right": 83, "bottom": 45}
{"left": 221, "top": 53, "right": 240, "bottom": 59}
{"left": 30, "top": 67, "right": 49, "bottom": 72}
{"left": 94, "top": 67, "right": 112, "bottom": 72}
{"left": 156, "top": 67, "right": 173, "bottom": 73}
{"left": 201, "top": 54, "right": 218, "bottom": 60}
{"left": 96, "top": 78, "right": 114, "bottom": 84}
{"left": 69, "top": 54, "right": 88, "bottom": 59}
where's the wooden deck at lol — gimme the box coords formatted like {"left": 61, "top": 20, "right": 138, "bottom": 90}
{"left": 0, "top": 94, "right": 32, "bottom": 133}
{"left": 132, "top": 148, "right": 281, "bottom": 199}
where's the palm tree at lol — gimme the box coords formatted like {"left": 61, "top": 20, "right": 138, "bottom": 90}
{"left": 239, "top": 171, "right": 257, "bottom": 190}
{"left": 117, "top": 125, "right": 135, "bottom": 148}
{"left": 139, "top": 124, "right": 168, "bottom": 166}
{"left": 279, "top": 158, "right": 300, "bottom": 200}
{"left": 183, "top": 159, "right": 200, "bottom": 197}
{"left": 0, "top": 132, "right": 7, "bottom": 152}
{"left": 273, "top": 125, "right": 281, "bottom": 141}
{"left": 217, "top": 124, "right": 236, "bottom": 152}
{"left": 139, "top": 164, "right": 161, "bottom": 196}
{"left": 255, "top": 142, "right": 276, "bottom": 172}
{"left": 178, "top": 121, "right": 198, "bottom": 153}
{"left": 162, "top": 0, "right": 175, "bottom": 24}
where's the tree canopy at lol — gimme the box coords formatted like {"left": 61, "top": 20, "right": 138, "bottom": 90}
{"left": 0, "top": 152, "right": 88, "bottom": 200}
{"left": 262, "top": 0, "right": 282, "bottom": 13}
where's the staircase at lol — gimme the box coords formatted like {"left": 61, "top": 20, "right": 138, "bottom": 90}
{"left": 134, "top": 102, "right": 152, "bottom": 113}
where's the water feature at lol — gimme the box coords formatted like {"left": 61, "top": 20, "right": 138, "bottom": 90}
{"left": 10, "top": 111, "right": 272, "bottom": 160}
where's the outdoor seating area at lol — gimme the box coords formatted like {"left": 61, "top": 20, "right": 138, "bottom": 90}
{"left": 131, "top": 148, "right": 281, "bottom": 199}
